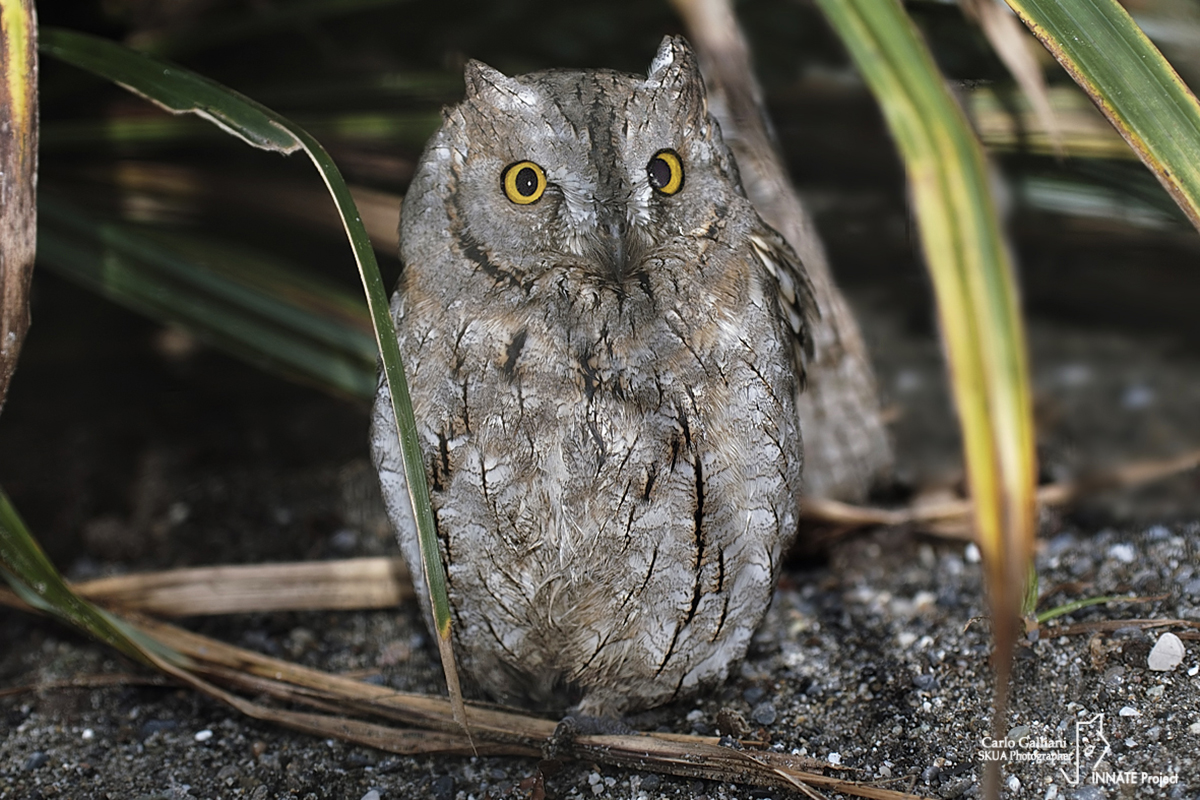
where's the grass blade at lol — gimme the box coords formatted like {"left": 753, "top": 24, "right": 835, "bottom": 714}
{"left": 69, "top": 558, "right": 413, "bottom": 616}
{"left": 966, "top": 84, "right": 1130, "bottom": 159}
{"left": 39, "top": 27, "right": 471, "bottom": 739}
{"left": 0, "top": 490, "right": 177, "bottom": 666}
{"left": 1003, "top": 0, "right": 1200, "bottom": 230}
{"left": 0, "top": 0, "right": 38, "bottom": 409}
{"left": 812, "top": 2, "right": 1038, "bottom": 797}
{"left": 962, "top": 0, "right": 1063, "bottom": 156}
{"left": 38, "top": 194, "right": 378, "bottom": 398}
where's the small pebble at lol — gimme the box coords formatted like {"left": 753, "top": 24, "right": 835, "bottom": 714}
{"left": 1148, "top": 632, "right": 1185, "bottom": 672}
{"left": 1144, "top": 524, "right": 1171, "bottom": 540}
{"left": 1189, "top": 721, "right": 1200, "bottom": 735}
{"left": 360, "top": 791, "right": 381, "bottom": 800}
{"left": 1118, "top": 706, "right": 1139, "bottom": 717}
{"left": 742, "top": 686, "right": 765, "bottom": 704}
{"left": 750, "top": 702, "right": 777, "bottom": 726}
{"left": 194, "top": 729, "right": 214, "bottom": 742}
{"left": 1107, "top": 543, "right": 1136, "bottom": 564}
{"left": 1147, "top": 685, "right": 1164, "bottom": 698}
{"left": 431, "top": 775, "right": 455, "bottom": 800}
{"left": 1007, "top": 775, "right": 1021, "bottom": 792}
{"left": 1121, "top": 383, "right": 1155, "bottom": 409}
{"left": 1189, "top": 664, "right": 1199, "bottom": 677}
{"left": 81, "top": 728, "right": 94, "bottom": 740}
{"left": 912, "top": 673, "right": 938, "bottom": 691}
{"left": 330, "top": 528, "right": 360, "bottom": 553}
{"left": 827, "top": 752, "right": 841, "bottom": 766}
{"left": 138, "top": 719, "right": 178, "bottom": 740}
{"left": 964, "top": 543, "right": 980, "bottom": 564}
{"left": 22, "top": 751, "right": 48, "bottom": 771}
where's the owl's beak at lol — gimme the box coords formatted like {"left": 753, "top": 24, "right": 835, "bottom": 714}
{"left": 591, "top": 210, "right": 643, "bottom": 281}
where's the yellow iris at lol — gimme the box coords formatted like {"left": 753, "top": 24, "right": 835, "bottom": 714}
{"left": 647, "top": 149, "right": 684, "bottom": 195}
{"left": 502, "top": 161, "right": 547, "bottom": 204}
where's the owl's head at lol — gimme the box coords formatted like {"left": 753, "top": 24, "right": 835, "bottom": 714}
{"left": 403, "top": 36, "right": 750, "bottom": 286}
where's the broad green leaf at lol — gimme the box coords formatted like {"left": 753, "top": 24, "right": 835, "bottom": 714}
{"left": 813, "top": 1, "right": 1037, "bottom": 796}
{"left": 1003, "top": 0, "right": 1200, "bottom": 231}
{"left": 39, "top": 28, "right": 472, "bottom": 737}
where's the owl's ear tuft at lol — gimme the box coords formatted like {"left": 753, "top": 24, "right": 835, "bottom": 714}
{"left": 463, "top": 60, "right": 526, "bottom": 106}
{"left": 645, "top": 35, "right": 701, "bottom": 90}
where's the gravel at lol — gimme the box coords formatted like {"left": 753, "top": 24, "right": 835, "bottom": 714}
{"left": 2, "top": 279, "right": 1199, "bottom": 798}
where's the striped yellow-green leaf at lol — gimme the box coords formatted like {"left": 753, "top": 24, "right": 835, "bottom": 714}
{"left": 1003, "top": 0, "right": 1200, "bottom": 231}
{"left": 812, "top": 0, "right": 1037, "bottom": 795}
{"left": 0, "top": 0, "right": 38, "bottom": 408}
{"left": 37, "top": 27, "right": 471, "bottom": 738}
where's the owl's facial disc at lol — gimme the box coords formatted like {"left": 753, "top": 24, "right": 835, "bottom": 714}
{"left": 445, "top": 42, "right": 733, "bottom": 285}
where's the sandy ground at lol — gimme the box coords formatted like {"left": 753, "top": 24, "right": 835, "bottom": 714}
{"left": 1, "top": 270, "right": 1199, "bottom": 799}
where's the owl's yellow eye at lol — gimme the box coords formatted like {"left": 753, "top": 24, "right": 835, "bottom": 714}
{"left": 502, "top": 161, "right": 547, "bottom": 204}
{"left": 647, "top": 149, "right": 684, "bottom": 195}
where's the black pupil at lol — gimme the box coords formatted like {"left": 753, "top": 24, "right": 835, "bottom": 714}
{"left": 648, "top": 157, "right": 672, "bottom": 189}
{"left": 515, "top": 166, "right": 539, "bottom": 196}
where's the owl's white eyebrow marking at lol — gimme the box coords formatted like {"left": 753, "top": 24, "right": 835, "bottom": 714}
{"left": 557, "top": 172, "right": 599, "bottom": 256}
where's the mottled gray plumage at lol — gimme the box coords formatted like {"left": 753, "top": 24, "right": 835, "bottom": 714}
{"left": 371, "top": 36, "right": 815, "bottom": 715}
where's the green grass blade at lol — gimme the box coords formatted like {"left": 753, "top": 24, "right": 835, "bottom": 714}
{"left": 37, "top": 196, "right": 378, "bottom": 398}
{"left": 39, "top": 28, "right": 471, "bottom": 736}
{"left": 39, "top": 28, "right": 300, "bottom": 154}
{"left": 0, "top": 489, "right": 178, "bottom": 666}
{"left": 813, "top": 1, "right": 1037, "bottom": 796}
{"left": 1003, "top": 0, "right": 1200, "bottom": 231}
{"left": 40, "top": 111, "right": 441, "bottom": 151}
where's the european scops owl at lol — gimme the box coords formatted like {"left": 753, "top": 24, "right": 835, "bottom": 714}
{"left": 371, "top": 35, "right": 815, "bottom": 716}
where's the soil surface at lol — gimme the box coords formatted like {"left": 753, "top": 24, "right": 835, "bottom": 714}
{"left": 2, "top": 253, "right": 1200, "bottom": 800}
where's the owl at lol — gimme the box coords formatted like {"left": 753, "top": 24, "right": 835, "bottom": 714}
{"left": 371, "top": 35, "right": 815, "bottom": 717}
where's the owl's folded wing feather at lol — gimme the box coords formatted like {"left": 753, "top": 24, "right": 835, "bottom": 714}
{"left": 748, "top": 227, "right": 819, "bottom": 387}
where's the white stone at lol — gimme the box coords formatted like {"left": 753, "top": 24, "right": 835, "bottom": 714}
{"left": 1118, "top": 706, "right": 1140, "bottom": 717}
{"left": 194, "top": 729, "right": 213, "bottom": 742}
{"left": 1107, "top": 543, "right": 1136, "bottom": 563}
{"left": 1148, "top": 632, "right": 1185, "bottom": 672}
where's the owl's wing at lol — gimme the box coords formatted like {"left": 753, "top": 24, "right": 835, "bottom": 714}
{"left": 748, "top": 226, "right": 819, "bottom": 387}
